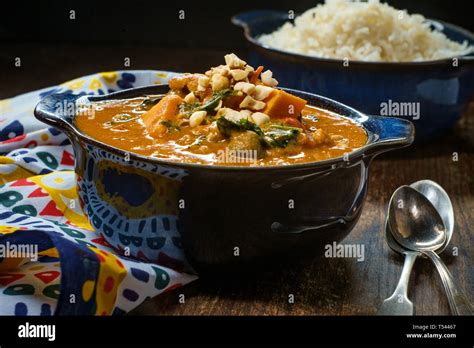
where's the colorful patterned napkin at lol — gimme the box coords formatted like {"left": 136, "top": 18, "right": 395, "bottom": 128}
{"left": 0, "top": 71, "right": 197, "bottom": 315}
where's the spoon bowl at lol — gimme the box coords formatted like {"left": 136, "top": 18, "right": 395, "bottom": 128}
{"left": 385, "top": 180, "right": 454, "bottom": 255}
{"left": 388, "top": 185, "right": 447, "bottom": 252}
{"left": 410, "top": 180, "right": 454, "bottom": 252}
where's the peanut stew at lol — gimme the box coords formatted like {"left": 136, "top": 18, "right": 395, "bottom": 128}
{"left": 76, "top": 54, "right": 367, "bottom": 166}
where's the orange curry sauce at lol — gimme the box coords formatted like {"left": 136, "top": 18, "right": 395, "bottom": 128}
{"left": 75, "top": 97, "right": 367, "bottom": 166}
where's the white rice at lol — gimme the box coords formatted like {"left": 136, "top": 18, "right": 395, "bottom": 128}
{"left": 258, "top": 0, "right": 474, "bottom": 62}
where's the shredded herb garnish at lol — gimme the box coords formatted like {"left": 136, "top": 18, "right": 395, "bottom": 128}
{"left": 160, "top": 120, "right": 181, "bottom": 132}
{"left": 216, "top": 116, "right": 261, "bottom": 137}
{"left": 139, "top": 95, "right": 166, "bottom": 110}
{"left": 199, "top": 89, "right": 235, "bottom": 113}
{"left": 180, "top": 89, "right": 236, "bottom": 118}
{"left": 261, "top": 125, "right": 301, "bottom": 148}
{"left": 216, "top": 117, "right": 301, "bottom": 148}
{"left": 179, "top": 102, "right": 201, "bottom": 118}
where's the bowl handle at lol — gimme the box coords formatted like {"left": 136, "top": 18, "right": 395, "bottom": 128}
{"left": 34, "top": 93, "right": 83, "bottom": 134}
{"left": 364, "top": 115, "right": 415, "bottom": 157}
{"left": 231, "top": 10, "right": 288, "bottom": 30}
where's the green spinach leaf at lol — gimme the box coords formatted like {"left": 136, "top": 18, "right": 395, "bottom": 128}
{"left": 262, "top": 125, "right": 301, "bottom": 148}
{"left": 200, "top": 89, "right": 235, "bottom": 113}
{"left": 160, "top": 120, "right": 181, "bottom": 132}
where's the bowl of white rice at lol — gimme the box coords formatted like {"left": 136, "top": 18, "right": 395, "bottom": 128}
{"left": 232, "top": 0, "right": 474, "bottom": 141}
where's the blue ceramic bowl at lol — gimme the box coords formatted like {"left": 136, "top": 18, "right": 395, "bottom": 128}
{"left": 34, "top": 85, "right": 414, "bottom": 274}
{"left": 232, "top": 10, "right": 474, "bottom": 142}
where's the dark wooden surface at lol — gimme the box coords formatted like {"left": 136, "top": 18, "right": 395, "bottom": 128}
{"left": 2, "top": 44, "right": 473, "bottom": 315}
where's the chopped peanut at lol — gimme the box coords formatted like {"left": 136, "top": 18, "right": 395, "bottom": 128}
{"left": 211, "top": 74, "right": 230, "bottom": 91}
{"left": 224, "top": 53, "right": 247, "bottom": 69}
{"left": 184, "top": 92, "right": 197, "bottom": 104}
{"left": 189, "top": 111, "right": 207, "bottom": 127}
{"left": 239, "top": 95, "right": 266, "bottom": 111}
{"left": 250, "top": 112, "right": 270, "bottom": 126}
{"left": 234, "top": 82, "right": 256, "bottom": 94}
{"left": 261, "top": 70, "right": 279, "bottom": 87}
{"left": 217, "top": 108, "right": 248, "bottom": 122}
{"left": 230, "top": 69, "right": 249, "bottom": 81}
{"left": 252, "top": 85, "right": 274, "bottom": 101}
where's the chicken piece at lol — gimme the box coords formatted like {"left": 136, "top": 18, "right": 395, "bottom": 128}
{"left": 169, "top": 74, "right": 201, "bottom": 94}
{"left": 227, "top": 131, "right": 265, "bottom": 160}
{"left": 304, "top": 128, "right": 329, "bottom": 148}
{"left": 169, "top": 75, "right": 190, "bottom": 90}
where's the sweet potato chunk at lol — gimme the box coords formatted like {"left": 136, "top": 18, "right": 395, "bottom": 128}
{"left": 263, "top": 90, "right": 307, "bottom": 119}
{"left": 142, "top": 94, "right": 183, "bottom": 137}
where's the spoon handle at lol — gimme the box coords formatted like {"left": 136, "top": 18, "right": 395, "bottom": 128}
{"left": 377, "top": 251, "right": 418, "bottom": 315}
{"left": 423, "top": 250, "right": 474, "bottom": 315}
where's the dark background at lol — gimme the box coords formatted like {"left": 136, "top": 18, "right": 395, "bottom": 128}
{"left": 1, "top": 0, "right": 473, "bottom": 47}
{"left": 1, "top": 0, "right": 473, "bottom": 98}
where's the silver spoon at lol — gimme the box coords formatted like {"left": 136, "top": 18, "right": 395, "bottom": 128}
{"left": 389, "top": 185, "right": 473, "bottom": 315}
{"left": 377, "top": 180, "right": 454, "bottom": 315}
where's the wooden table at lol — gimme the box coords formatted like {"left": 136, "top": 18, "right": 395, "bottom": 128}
{"left": 2, "top": 44, "right": 473, "bottom": 315}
